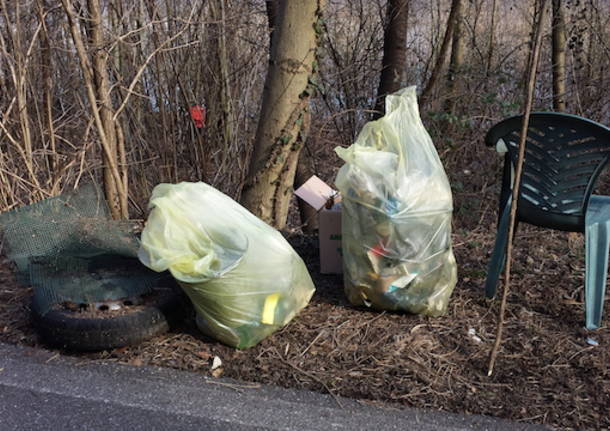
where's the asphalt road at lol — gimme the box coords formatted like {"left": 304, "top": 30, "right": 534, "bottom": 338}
{"left": 0, "top": 343, "right": 548, "bottom": 431}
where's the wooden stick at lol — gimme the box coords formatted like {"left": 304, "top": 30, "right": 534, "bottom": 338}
{"left": 487, "top": 0, "right": 548, "bottom": 377}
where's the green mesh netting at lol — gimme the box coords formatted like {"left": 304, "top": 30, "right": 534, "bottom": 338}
{"left": 0, "top": 184, "right": 163, "bottom": 315}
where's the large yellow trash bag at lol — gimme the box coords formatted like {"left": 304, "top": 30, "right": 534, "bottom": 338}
{"left": 335, "top": 86, "right": 457, "bottom": 316}
{"left": 138, "top": 182, "right": 315, "bottom": 348}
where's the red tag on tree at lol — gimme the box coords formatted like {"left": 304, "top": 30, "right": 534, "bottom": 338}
{"left": 189, "top": 105, "right": 206, "bottom": 129}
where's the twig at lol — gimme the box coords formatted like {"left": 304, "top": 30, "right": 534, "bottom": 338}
{"left": 299, "top": 329, "right": 326, "bottom": 357}
{"left": 283, "top": 358, "right": 343, "bottom": 409}
{"left": 111, "top": 4, "right": 198, "bottom": 122}
{"left": 487, "top": 0, "right": 549, "bottom": 377}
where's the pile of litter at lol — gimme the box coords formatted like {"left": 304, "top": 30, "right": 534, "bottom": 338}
{"left": 0, "top": 87, "right": 457, "bottom": 352}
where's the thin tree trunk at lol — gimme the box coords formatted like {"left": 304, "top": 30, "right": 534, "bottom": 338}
{"left": 373, "top": 0, "right": 409, "bottom": 118}
{"left": 419, "top": 0, "right": 461, "bottom": 107}
{"left": 86, "top": 0, "right": 128, "bottom": 219}
{"left": 520, "top": 2, "right": 539, "bottom": 90}
{"left": 145, "top": 0, "right": 172, "bottom": 182}
{"left": 241, "top": 0, "right": 324, "bottom": 229}
{"left": 4, "top": 1, "right": 34, "bottom": 166}
{"left": 486, "top": 0, "right": 497, "bottom": 75}
{"left": 37, "top": 0, "right": 58, "bottom": 190}
{"left": 14, "top": 2, "right": 33, "bottom": 165}
{"left": 444, "top": 0, "right": 464, "bottom": 114}
{"left": 209, "top": 0, "right": 234, "bottom": 182}
{"left": 551, "top": 0, "right": 567, "bottom": 111}
{"left": 61, "top": 0, "right": 128, "bottom": 219}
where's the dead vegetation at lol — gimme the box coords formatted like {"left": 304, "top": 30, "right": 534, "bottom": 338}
{"left": 1, "top": 0, "right": 610, "bottom": 429}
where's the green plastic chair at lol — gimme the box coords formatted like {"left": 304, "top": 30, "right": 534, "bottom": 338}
{"left": 484, "top": 112, "right": 610, "bottom": 329}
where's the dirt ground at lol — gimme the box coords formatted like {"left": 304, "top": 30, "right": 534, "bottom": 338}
{"left": 1, "top": 219, "right": 609, "bottom": 430}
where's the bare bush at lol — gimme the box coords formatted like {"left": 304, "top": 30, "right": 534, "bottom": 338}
{"left": 0, "top": 0, "right": 608, "bottom": 223}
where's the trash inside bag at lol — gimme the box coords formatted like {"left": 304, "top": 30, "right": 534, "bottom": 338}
{"left": 334, "top": 86, "right": 457, "bottom": 316}
{"left": 138, "top": 182, "right": 315, "bottom": 348}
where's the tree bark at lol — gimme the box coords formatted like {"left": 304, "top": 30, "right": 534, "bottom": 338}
{"left": 265, "top": 0, "right": 318, "bottom": 233}
{"left": 373, "top": 0, "right": 409, "bottom": 118}
{"left": 551, "top": 0, "right": 567, "bottom": 111}
{"left": 61, "top": 0, "right": 128, "bottom": 219}
{"left": 419, "top": 0, "right": 461, "bottom": 107}
{"left": 240, "top": 0, "right": 324, "bottom": 229}
{"left": 444, "top": 0, "right": 464, "bottom": 114}
{"left": 86, "top": 0, "right": 128, "bottom": 218}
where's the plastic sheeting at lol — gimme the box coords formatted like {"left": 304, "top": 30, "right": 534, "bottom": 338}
{"left": 138, "top": 182, "right": 315, "bottom": 348}
{"left": 335, "top": 86, "right": 457, "bottom": 316}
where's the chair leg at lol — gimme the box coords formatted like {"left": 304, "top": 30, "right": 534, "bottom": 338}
{"left": 585, "top": 220, "right": 610, "bottom": 330}
{"left": 485, "top": 200, "right": 512, "bottom": 298}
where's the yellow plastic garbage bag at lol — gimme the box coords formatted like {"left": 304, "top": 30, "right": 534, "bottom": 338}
{"left": 138, "top": 182, "right": 315, "bottom": 348}
{"left": 335, "top": 86, "right": 457, "bottom": 316}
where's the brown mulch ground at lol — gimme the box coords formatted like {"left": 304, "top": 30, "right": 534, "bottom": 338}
{"left": 1, "top": 221, "right": 609, "bottom": 430}
{"left": 1, "top": 133, "right": 609, "bottom": 430}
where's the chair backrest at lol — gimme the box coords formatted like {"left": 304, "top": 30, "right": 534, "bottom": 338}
{"left": 486, "top": 113, "right": 610, "bottom": 232}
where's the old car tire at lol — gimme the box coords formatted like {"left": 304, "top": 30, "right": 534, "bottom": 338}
{"left": 32, "top": 286, "right": 187, "bottom": 351}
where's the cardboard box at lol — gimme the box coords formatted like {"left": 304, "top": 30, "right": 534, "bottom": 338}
{"left": 295, "top": 176, "right": 343, "bottom": 274}
{"left": 319, "top": 204, "right": 342, "bottom": 274}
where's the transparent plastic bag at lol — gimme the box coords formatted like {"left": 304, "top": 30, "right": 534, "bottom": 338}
{"left": 138, "top": 182, "right": 315, "bottom": 348}
{"left": 335, "top": 86, "right": 457, "bottom": 316}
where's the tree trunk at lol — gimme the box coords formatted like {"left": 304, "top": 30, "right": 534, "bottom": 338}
{"left": 419, "top": 0, "right": 461, "bottom": 107}
{"left": 61, "top": 0, "right": 128, "bottom": 219}
{"left": 444, "top": 0, "right": 464, "bottom": 114}
{"left": 86, "top": 0, "right": 128, "bottom": 219}
{"left": 240, "top": 0, "right": 324, "bottom": 229}
{"left": 265, "top": 0, "right": 318, "bottom": 233}
{"left": 37, "top": 0, "right": 58, "bottom": 190}
{"left": 551, "top": 0, "right": 567, "bottom": 111}
{"left": 373, "top": 0, "right": 409, "bottom": 118}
